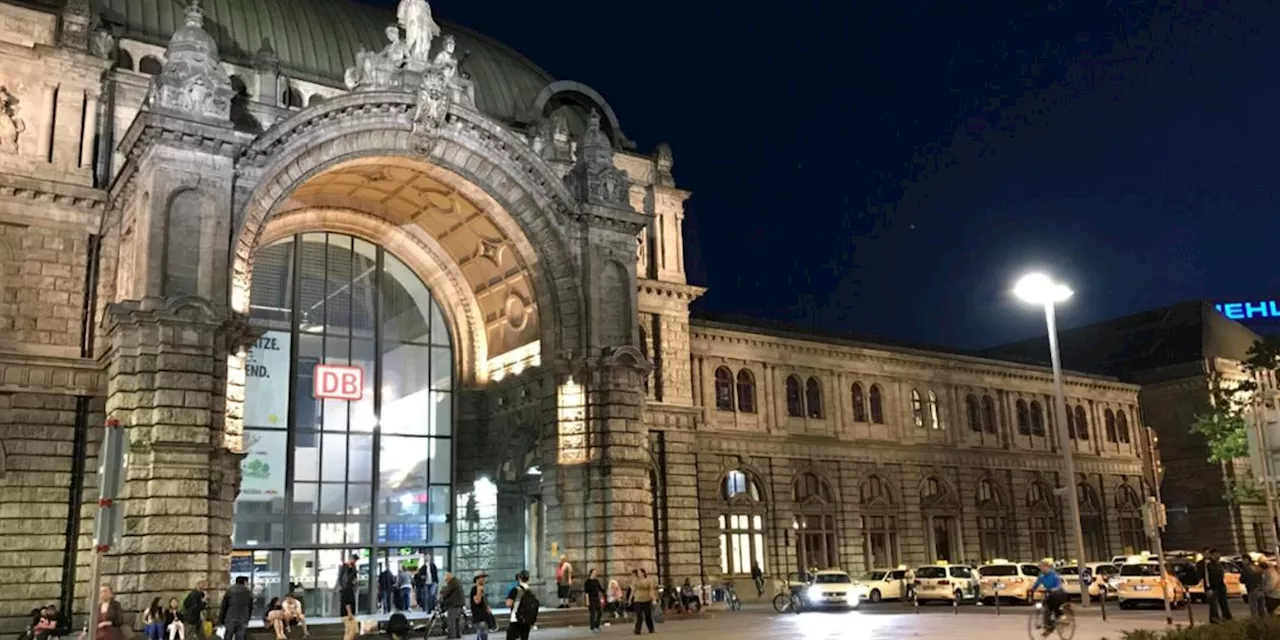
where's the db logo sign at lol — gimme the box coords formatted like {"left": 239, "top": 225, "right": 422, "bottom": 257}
{"left": 314, "top": 364, "right": 364, "bottom": 401}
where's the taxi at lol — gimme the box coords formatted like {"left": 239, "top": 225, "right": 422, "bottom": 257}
{"left": 976, "top": 560, "right": 1042, "bottom": 604}
{"left": 1114, "top": 556, "right": 1187, "bottom": 609}
{"left": 911, "top": 562, "right": 979, "bottom": 604}
{"left": 850, "top": 566, "right": 911, "bottom": 603}
{"left": 1059, "top": 562, "right": 1118, "bottom": 600}
{"left": 1166, "top": 552, "right": 1248, "bottom": 602}
{"left": 805, "top": 570, "right": 861, "bottom": 609}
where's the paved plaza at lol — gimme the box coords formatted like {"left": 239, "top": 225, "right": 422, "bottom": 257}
{"left": 518, "top": 604, "right": 1216, "bottom": 640}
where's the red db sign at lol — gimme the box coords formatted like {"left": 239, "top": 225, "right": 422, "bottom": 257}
{"left": 314, "top": 364, "right": 364, "bottom": 401}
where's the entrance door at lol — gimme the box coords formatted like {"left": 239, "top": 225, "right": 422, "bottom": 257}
{"left": 931, "top": 516, "right": 956, "bottom": 562}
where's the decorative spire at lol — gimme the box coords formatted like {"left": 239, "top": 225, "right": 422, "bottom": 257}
{"left": 653, "top": 142, "right": 674, "bottom": 187}
{"left": 563, "top": 110, "right": 631, "bottom": 208}
{"left": 58, "top": 0, "right": 94, "bottom": 51}
{"left": 184, "top": 0, "right": 205, "bottom": 29}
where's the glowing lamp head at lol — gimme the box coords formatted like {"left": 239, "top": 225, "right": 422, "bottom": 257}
{"left": 1014, "top": 273, "right": 1073, "bottom": 305}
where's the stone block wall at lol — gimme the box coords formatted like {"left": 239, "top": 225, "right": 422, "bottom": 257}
{"left": 0, "top": 222, "right": 91, "bottom": 352}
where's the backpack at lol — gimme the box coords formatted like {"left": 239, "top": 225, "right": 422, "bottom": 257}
{"left": 515, "top": 589, "right": 539, "bottom": 626}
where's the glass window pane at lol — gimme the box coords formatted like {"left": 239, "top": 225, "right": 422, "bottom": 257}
{"left": 294, "top": 436, "right": 319, "bottom": 482}
{"left": 430, "top": 346, "right": 452, "bottom": 391}
{"left": 380, "top": 253, "right": 431, "bottom": 345}
{"left": 431, "top": 391, "right": 452, "bottom": 437}
{"left": 296, "top": 334, "right": 323, "bottom": 430}
{"left": 347, "top": 434, "right": 373, "bottom": 483}
{"left": 379, "top": 436, "right": 428, "bottom": 517}
{"left": 718, "top": 515, "right": 725, "bottom": 530}
{"left": 430, "top": 300, "right": 450, "bottom": 347}
{"left": 321, "top": 433, "right": 348, "bottom": 483}
{"left": 719, "top": 535, "right": 728, "bottom": 573}
{"left": 429, "top": 439, "right": 451, "bottom": 484}
{"left": 382, "top": 342, "right": 432, "bottom": 435}
{"left": 248, "top": 241, "right": 293, "bottom": 324}
{"left": 292, "top": 482, "right": 318, "bottom": 515}
{"left": 753, "top": 515, "right": 763, "bottom": 530}
{"left": 320, "top": 483, "right": 347, "bottom": 515}
{"left": 754, "top": 534, "right": 765, "bottom": 570}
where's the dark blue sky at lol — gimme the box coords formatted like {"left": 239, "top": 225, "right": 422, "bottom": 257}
{"left": 371, "top": 0, "right": 1280, "bottom": 349}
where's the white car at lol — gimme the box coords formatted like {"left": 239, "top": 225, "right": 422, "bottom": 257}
{"left": 912, "top": 563, "right": 979, "bottom": 604}
{"left": 1060, "top": 562, "right": 1118, "bottom": 600}
{"left": 806, "top": 570, "right": 861, "bottom": 609}
{"left": 851, "top": 567, "right": 910, "bottom": 603}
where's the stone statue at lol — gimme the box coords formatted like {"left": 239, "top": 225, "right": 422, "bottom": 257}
{"left": 0, "top": 86, "right": 25, "bottom": 154}
{"left": 90, "top": 30, "right": 117, "bottom": 60}
{"left": 433, "top": 34, "right": 458, "bottom": 81}
{"left": 397, "top": 0, "right": 440, "bottom": 62}
{"left": 433, "top": 35, "right": 476, "bottom": 108}
{"left": 345, "top": 25, "right": 408, "bottom": 90}
{"left": 410, "top": 71, "right": 449, "bottom": 152}
{"left": 654, "top": 142, "right": 674, "bottom": 185}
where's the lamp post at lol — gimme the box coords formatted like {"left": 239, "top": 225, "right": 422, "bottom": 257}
{"left": 1014, "top": 273, "right": 1091, "bottom": 608}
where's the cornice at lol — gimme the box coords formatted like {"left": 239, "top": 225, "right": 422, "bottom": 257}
{"left": 690, "top": 325, "right": 1139, "bottom": 394}
{"left": 0, "top": 173, "right": 106, "bottom": 214}
{"left": 638, "top": 278, "right": 707, "bottom": 303}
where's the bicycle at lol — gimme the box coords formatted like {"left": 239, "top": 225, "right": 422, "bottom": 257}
{"left": 1027, "top": 601, "right": 1074, "bottom": 640}
{"left": 772, "top": 585, "right": 803, "bottom": 614}
{"left": 722, "top": 581, "right": 742, "bottom": 611}
{"left": 416, "top": 604, "right": 474, "bottom": 638}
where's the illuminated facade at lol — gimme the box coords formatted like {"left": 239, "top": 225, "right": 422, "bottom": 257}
{"left": 0, "top": 0, "right": 1162, "bottom": 630}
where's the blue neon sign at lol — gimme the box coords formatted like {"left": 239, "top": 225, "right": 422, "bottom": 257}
{"left": 1215, "top": 301, "right": 1280, "bottom": 321}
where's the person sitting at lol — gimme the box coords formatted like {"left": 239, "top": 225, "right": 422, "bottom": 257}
{"left": 262, "top": 598, "right": 286, "bottom": 640}
{"left": 383, "top": 612, "right": 411, "bottom": 640}
{"left": 679, "top": 579, "right": 701, "bottom": 613}
{"left": 281, "top": 592, "right": 309, "bottom": 638}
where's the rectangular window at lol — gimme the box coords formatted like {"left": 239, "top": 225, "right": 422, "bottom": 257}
{"left": 719, "top": 513, "right": 765, "bottom": 575}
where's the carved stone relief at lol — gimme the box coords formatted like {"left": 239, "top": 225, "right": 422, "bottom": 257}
{"left": 0, "top": 85, "right": 26, "bottom": 155}
{"left": 148, "top": 1, "right": 234, "bottom": 122}
{"left": 564, "top": 112, "right": 631, "bottom": 207}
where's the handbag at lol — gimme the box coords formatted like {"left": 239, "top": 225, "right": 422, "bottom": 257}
{"left": 652, "top": 605, "right": 664, "bottom": 624}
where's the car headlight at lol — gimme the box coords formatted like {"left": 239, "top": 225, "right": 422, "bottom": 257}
{"left": 807, "top": 586, "right": 823, "bottom": 601}
{"left": 848, "top": 592, "right": 860, "bottom": 607}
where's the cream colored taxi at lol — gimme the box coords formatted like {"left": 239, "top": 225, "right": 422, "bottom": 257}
{"left": 850, "top": 567, "right": 910, "bottom": 603}
{"left": 1059, "top": 562, "right": 1118, "bottom": 600}
{"left": 805, "top": 569, "right": 862, "bottom": 609}
{"left": 911, "top": 562, "right": 979, "bottom": 604}
{"left": 1172, "top": 554, "right": 1247, "bottom": 602}
{"left": 1114, "top": 557, "right": 1187, "bottom": 609}
{"left": 976, "top": 560, "right": 1042, "bottom": 604}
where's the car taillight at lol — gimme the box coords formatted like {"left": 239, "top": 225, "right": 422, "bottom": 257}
{"left": 913, "top": 580, "right": 921, "bottom": 585}
{"left": 938, "top": 580, "right": 951, "bottom": 586}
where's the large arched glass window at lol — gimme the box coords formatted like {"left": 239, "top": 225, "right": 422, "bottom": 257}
{"left": 981, "top": 395, "right": 998, "bottom": 434}
{"left": 1104, "top": 409, "right": 1118, "bottom": 442}
{"left": 911, "top": 390, "right": 924, "bottom": 428}
{"left": 785, "top": 375, "right": 804, "bottom": 417}
{"left": 736, "top": 370, "right": 756, "bottom": 413}
{"left": 233, "top": 232, "right": 454, "bottom": 613}
{"left": 805, "top": 377, "right": 824, "bottom": 419}
{"left": 1116, "top": 485, "right": 1144, "bottom": 553}
{"left": 869, "top": 385, "right": 885, "bottom": 424}
{"left": 720, "top": 470, "right": 766, "bottom": 575}
{"left": 793, "top": 472, "right": 837, "bottom": 572}
{"left": 714, "top": 366, "right": 734, "bottom": 411}
{"left": 852, "top": 383, "right": 867, "bottom": 423}
{"left": 965, "top": 394, "right": 981, "bottom": 432}
{"left": 1029, "top": 401, "right": 1046, "bottom": 436}
{"left": 1116, "top": 410, "right": 1131, "bottom": 443}
{"left": 1016, "top": 400, "right": 1031, "bottom": 435}
{"left": 859, "top": 475, "right": 898, "bottom": 568}
{"left": 976, "top": 478, "right": 1009, "bottom": 560}
{"left": 927, "top": 391, "right": 942, "bottom": 429}
{"left": 1073, "top": 406, "right": 1089, "bottom": 440}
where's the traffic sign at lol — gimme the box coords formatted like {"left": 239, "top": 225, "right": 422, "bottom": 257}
{"left": 1080, "top": 567, "right": 1094, "bottom": 586}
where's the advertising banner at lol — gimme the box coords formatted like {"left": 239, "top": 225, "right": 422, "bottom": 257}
{"left": 245, "top": 331, "right": 291, "bottom": 428}
{"left": 240, "top": 429, "right": 287, "bottom": 501}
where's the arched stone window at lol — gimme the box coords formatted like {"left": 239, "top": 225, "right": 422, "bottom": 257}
{"left": 920, "top": 476, "right": 961, "bottom": 562}
{"left": 283, "top": 86, "right": 304, "bottom": 109}
{"left": 869, "top": 385, "right": 885, "bottom": 424}
{"left": 927, "top": 390, "right": 942, "bottom": 429}
{"left": 714, "top": 366, "right": 734, "bottom": 411}
{"left": 785, "top": 375, "right": 804, "bottom": 417}
{"left": 138, "top": 55, "right": 162, "bottom": 75}
{"left": 1029, "top": 401, "right": 1046, "bottom": 437}
{"left": 115, "top": 48, "right": 134, "bottom": 71}
{"left": 1027, "top": 481, "right": 1059, "bottom": 560}
{"left": 1115, "top": 485, "right": 1144, "bottom": 553}
{"left": 852, "top": 383, "right": 867, "bottom": 422}
{"left": 1016, "top": 400, "right": 1031, "bottom": 435}
{"left": 1116, "top": 410, "right": 1131, "bottom": 443}
{"left": 1074, "top": 406, "right": 1089, "bottom": 440}
{"left": 719, "top": 470, "right": 766, "bottom": 575}
{"left": 911, "top": 389, "right": 924, "bottom": 428}
{"left": 859, "top": 475, "right": 898, "bottom": 568}
{"left": 976, "top": 478, "right": 1009, "bottom": 560}
{"left": 981, "top": 395, "right": 998, "bottom": 433}
{"left": 736, "top": 370, "right": 756, "bottom": 413}
{"left": 805, "top": 377, "right": 824, "bottom": 419}
{"left": 965, "top": 394, "right": 981, "bottom": 432}
{"left": 1104, "top": 409, "right": 1117, "bottom": 442}
{"left": 793, "top": 472, "right": 837, "bottom": 572}
{"left": 1077, "top": 484, "right": 1106, "bottom": 560}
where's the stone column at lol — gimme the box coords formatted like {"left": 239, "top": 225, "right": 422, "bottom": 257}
{"left": 91, "top": 297, "right": 245, "bottom": 610}
{"left": 79, "top": 92, "right": 98, "bottom": 169}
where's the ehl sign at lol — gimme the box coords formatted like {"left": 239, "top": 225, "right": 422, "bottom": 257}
{"left": 1215, "top": 301, "right": 1280, "bottom": 321}
{"left": 314, "top": 364, "right": 364, "bottom": 401}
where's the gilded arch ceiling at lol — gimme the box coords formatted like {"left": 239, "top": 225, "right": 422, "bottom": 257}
{"left": 277, "top": 156, "right": 540, "bottom": 360}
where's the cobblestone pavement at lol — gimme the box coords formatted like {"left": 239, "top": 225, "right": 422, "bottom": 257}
{"left": 520, "top": 604, "right": 1211, "bottom": 639}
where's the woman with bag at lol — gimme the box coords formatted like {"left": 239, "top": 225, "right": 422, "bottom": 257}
{"left": 95, "top": 585, "right": 124, "bottom": 640}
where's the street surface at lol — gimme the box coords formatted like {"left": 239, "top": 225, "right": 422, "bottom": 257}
{"left": 523, "top": 602, "right": 1225, "bottom": 639}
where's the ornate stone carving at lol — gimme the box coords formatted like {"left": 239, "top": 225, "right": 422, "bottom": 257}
{"left": 410, "top": 69, "right": 449, "bottom": 153}
{"left": 397, "top": 0, "right": 440, "bottom": 63}
{"left": 90, "top": 29, "right": 117, "bottom": 60}
{"left": 654, "top": 142, "right": 674, "bottom": 187}
{"left": 434, "top": 35, "right": 476, "bottom": 108}
{"left": 344, "top": 26, "right": 407, "bottom": 91}
{"left": 59, "top": 0, "right": 92, "bottom": 51}
{"left": 532, "top": 114, "right": 573, "bottom": 164}
{"left": 564, "top": 111, "right": 631, "bottom": 207}
{"left": 0, "top": 86, "right": 25, "bottom": 155}
{"left": 148, "top": 1, "right": 234, "bottom": 123}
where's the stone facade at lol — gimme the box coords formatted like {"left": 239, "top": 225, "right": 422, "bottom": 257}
{"left": 0, "top": 0, "right": 1189, "bottom": 633}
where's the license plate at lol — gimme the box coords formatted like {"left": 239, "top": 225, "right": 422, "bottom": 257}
{"left": 995, "top": 583, "right": 1006, "bottom": 589}
{"left": 1135, "top": 585, "right": 1151, "bottom": 592}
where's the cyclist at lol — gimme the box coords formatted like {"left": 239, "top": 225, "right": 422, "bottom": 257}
{"left": 1030, "top": 561, "right": 1067, "bottom": 636}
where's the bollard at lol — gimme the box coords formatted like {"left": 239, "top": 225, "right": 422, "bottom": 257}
{"left": 1098, "top": 586, "right": 1106, "bottom": 622}
{"left": 953, "top": 593, "right": 959, "bottom": 615}
{"left": 1185, "top": 594, "right": 1194, "bottom": 627}
{"left": 994, "top": 590, "right": 1001, "bottom": 616}
{"left": 914, "top": 590, "right": 920, "bottom": 615}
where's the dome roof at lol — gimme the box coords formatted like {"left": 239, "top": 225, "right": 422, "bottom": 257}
{"left": 98, "top": 0, "right": 554, "bottom": 124}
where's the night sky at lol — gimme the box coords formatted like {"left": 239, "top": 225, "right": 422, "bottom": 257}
{"left": 367, "top": 0, "right": 1280, "bottom": 350}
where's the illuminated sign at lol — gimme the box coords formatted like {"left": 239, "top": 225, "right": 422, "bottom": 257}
{"left": 314, "top": 364, "right": 365, "bottom": 401}
{"left": 1215, "top": 301, "right": 1280, "bottom": 321}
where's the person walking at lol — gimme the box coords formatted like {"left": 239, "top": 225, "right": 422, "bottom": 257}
{"left": 504, "top": 571, "right": 535, "bottom": 640}
{"left": 1263, "top": 559, "right": 1280, "bottom": 615}
{"left": 439, "top": 572, "right": 465, "bottom": 639}
{"left": 96, "top": 584, "right": 125, "bottom": 640}
{"left": 631, "top": 569, "right": 656, "bottom": 635}
{"left": 1242, "top": 554, "right": 1267, "bottom": 617}
{"left": 470, "top": 572, "right": 495, "bottom": 640}
{"left": 397, "top": 565, "right": 414, "bottom": 612}
{"left": 556, "top": 556, "right": 574, "bottom": 608}
{"left": 414, "top": 564, "right": 429, "bottom": 611}
{"left": 750, "top": 562, "right": 764, "bottom": 598}
{"left": 378, "top": 565, "right": 396, "bottom": 614}
{"left": 583, "top": 569, "right": 603, "bottom": 632}
{"left": 427, "top": 558, "right": 440, "bottom": 611}
{"left": 218, "top": 576, "right": 254, "bottom": 640}
{"left": 1199, "top": 548, "right": 1233, "bottom": 622}
{"left": 337, "top": 555, "right": 360, "bottom": 619}
{"left": 181, "top": 580, "right": 208, "bottom": 640}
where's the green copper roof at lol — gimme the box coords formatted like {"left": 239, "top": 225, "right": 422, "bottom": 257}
{"left": 99, "top": 0, "right": 553, "bottom": 123}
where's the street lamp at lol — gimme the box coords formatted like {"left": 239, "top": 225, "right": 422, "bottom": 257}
{"left": 1013, "top": 273, "right": 1092, "bottom": 607}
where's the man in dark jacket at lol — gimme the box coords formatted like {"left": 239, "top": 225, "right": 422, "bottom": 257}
{"left": 182, "top": 580, "right": 208, "bottom": 640}
{"left": 438, "top": 572, "right": 465, "bottom": 639}
{"left": 1198, "top": 548, "right": 1233, "bottom": 623}
{"left": 337, "top": 555, "right": 360, "bottom": 618}
{"left": 218, "top": 577, "right": 254, "bottom": 640}
{"left": 1241, "top": 555, "right": 1266, "bottom": 617}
